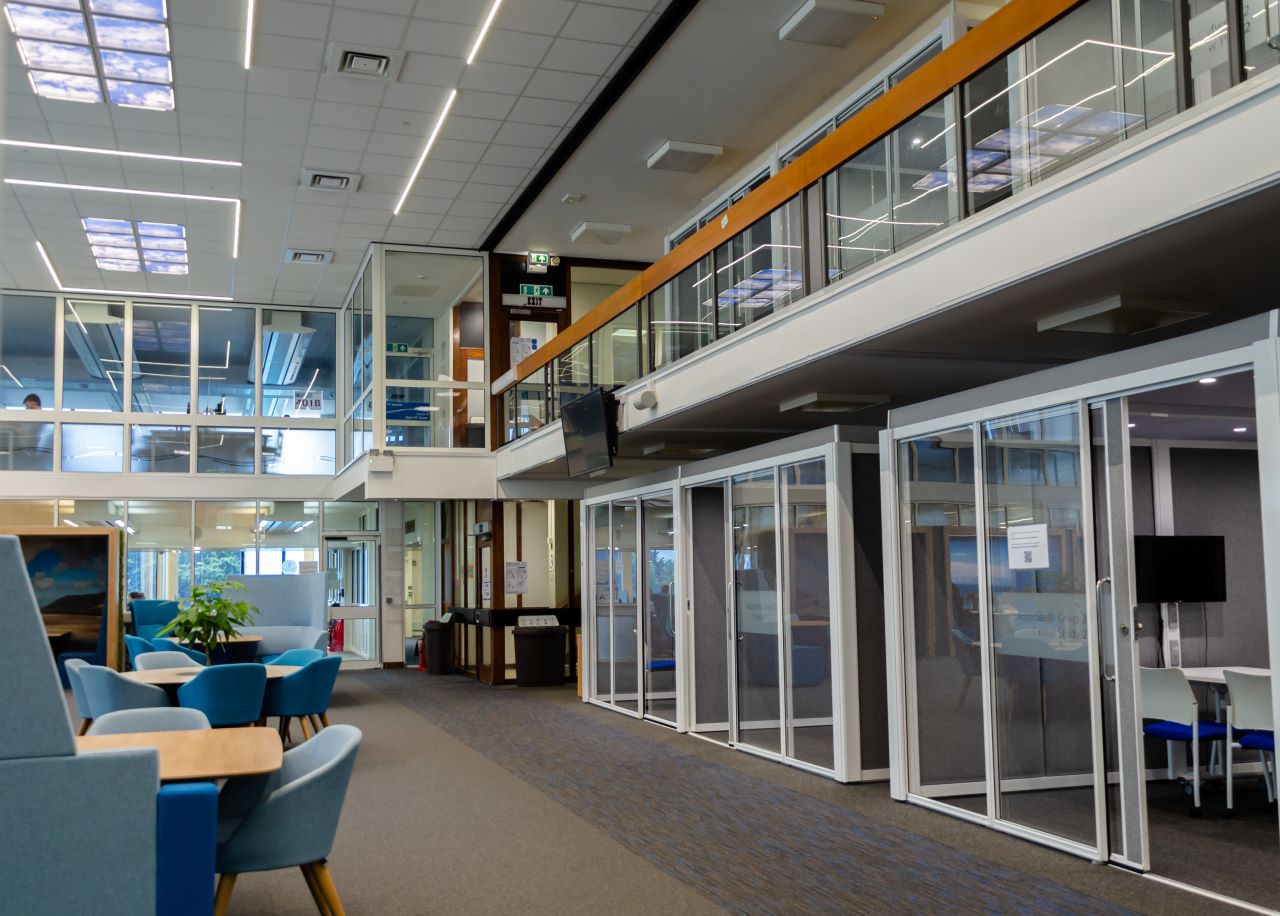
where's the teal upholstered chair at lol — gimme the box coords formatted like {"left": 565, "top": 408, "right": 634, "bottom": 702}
{"left": 88, "top": 708, "right": 211, "bottom": 736}
{"left": 152, "top": 637, "right": 209, "bottom": 666}
{"left": 78, "top": 664, "right": 171, "bottom": 717}
{"left": 270, "top": 647, "right": 326, "bottom": 667}
{"left": 64, "top": 656, "right": 95, "bottom": 734}
{"left": 125, "top": 634, "right": 156, "bottom": 670}
{"left": 136, "top": 650, "right": 202, "bottom": 671}
{"left": 178, "top": 664, "right": 267, "bottom": 728}
{"left": 263, "top": 656, "right": 341, "bottom": 743}
{"left": 214, "top": 725, "right": 362, "bottom": 915}
{"left": 132, "top": 599, "right": 179, "bottom": 640}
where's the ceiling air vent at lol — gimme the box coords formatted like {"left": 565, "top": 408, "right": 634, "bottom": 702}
{"left": 779, "top": 0, "right": 884, "bottom": 47}
{"left": 301, "top": 169, "right": 361, "bottom": 193}
{"left": 646, "top": 140, "right": 723, "bottom": 173}
{"left": 285, "top": 249, "right": 334, "bottom": 265}
{"left": 570, "top": 222, "right": 631, "bottom": 245}
{"left": 325, "top": 44, "right": 405, "bottom": 81}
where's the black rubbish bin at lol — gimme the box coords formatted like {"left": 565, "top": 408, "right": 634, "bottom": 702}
{"left": 513, "top": 625, "right": 566, "bottom": 686}
{"left": 423, "top": 619, "right": 452, "bottom": 675}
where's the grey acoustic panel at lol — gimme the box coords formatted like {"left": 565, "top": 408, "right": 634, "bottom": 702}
{"left": 691, "top": 485, "right": 729, "bottom": 729}
{"left": 852, "top": 452, "right": 889, "bottom": 771}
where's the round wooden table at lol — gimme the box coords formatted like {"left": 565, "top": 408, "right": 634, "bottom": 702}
{"left": 123, "top": 664, "right": 300, "bottom": 686}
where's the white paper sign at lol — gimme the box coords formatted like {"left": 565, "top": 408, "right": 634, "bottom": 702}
{"left": 1007, "top": 523, "right": 1050, "bottom": 570}
{"left": 505, "top": 561, "right": 528, "bottom": 595}
{"left": 481, "top": 579, "right": 491, "bottom": 601}
{"left": 510, "top": 336, "right": 537, "bottom": 367}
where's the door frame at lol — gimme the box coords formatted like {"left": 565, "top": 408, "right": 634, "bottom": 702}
{"left": 323, "top": 533, "right": 381, "bottom": 670}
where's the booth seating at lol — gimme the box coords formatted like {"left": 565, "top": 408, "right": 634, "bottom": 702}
{"left": 230, "top": 574, "right": 329, "bottom": 663}
{"left": 0, "top": 535, "right": 217, "bottom": 916}
{"left": 136, "top": 651, "right": 202, "bottom": 671}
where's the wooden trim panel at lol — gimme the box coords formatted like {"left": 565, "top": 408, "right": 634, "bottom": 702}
{"left": 505, "top": 0, "right": 1083, "bottom": 386}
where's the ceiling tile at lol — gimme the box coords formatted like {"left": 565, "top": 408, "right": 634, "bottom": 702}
{"left": 328, "top": 7, "right": 411, "bottom": 48}
{"left": 311, "top": 100, "right": 379, "bottom": 132}
{"left": 472, "top": 29, "right": 553, "bottom": 68}
{"left": 508, "top": 96, "right": 578, "bottom": 127}
{"left": 246, "top": 66, "right": 321, "bottom": 99}
{"left": 252, "top": 34, "right": 328, "bottom": 72}
{"left": 497, "top": 0, "right": 575, "bottom": 36}
{"left": 492, "top": 121, "right": 560, "bottom": 148}
{"left": 458, "top": 182, "right": 516, "bottom": 204}
{"left": 469, "top": 164, "right": 529, "bottom": 186}
{"left": 257, "top": 0, "right": 333, "bottom": 40}
{"left": 455, "top": 89, "right": 518, "bottom": 121}
{"left": 480, "top": 144, "right": 542, "bottom": 168}
{"left": 523, "top": 69, "right": 599, "bottom": 103}
{"left": 398, "top": 52, "right": 466, "bottom": 88}
{"left": 540, "top": 37, "right": 621, "bottom": 75}
{"left": 307, "top": 125, "right": 371, "bottom": 153}
{"left": 402, "top": 18, "right": 473, "bottom": 56}
{"left": 560, "top": 3, "right": 647, "bottom": 43}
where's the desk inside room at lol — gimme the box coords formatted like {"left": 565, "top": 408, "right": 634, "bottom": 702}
{"left": 77, "top": 726, "right": 283, "bottom": 781}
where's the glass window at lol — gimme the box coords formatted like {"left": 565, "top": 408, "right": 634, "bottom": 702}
{"left": 62, "top": 423, "right": 123, "bottom": 472}
{"left": 714, "top": 197, "right": 804, "bottom": 334}
{"left": 552, "top": 340, "right": 590, "bottom": 420}
{"left": 890, "top": 98, "right": 959, "bottom": 249}
{"left": 1119, "top": 0, "right": 1178, "bottom": 128}
{"left": 642, "top": 495, "right": 676, "bottom": 724}
{"left": 257, "top": 500, "right": 320, "bottom": 574}
{"left": 261, "top": 310, "right": 337, "bottom": 419}
{"left": 131, "top": 303, "right": 191, "bottom": 414}
{"left": 403, "top": 501, "right": 438, "bottom": 647}
{"left": 0, "top": 420, "right": 53, "bottom": 470}
{"left": 824, "top": 137, "right": 891, "bottom": 282}
{"left": 323, "top": 501, "right": 378, "bottom": 531}
{"left": 58, "top": 498, "right": 123, "bottom": 527}
{"left": 386, "top": 385, "right": 465, "bottom": 448}
{"left": 1188, "top": 0, "right": 1234, "bottom": 103}
{"left": 890, "top": 38, "right": 942, "bottom": 86}
{"left": 196, "top": 426, "right": 255, "bottom": 474}
{"left": 262, "top": 428, "right": 336, "bottom": 475}
{"left": 651, "top": 258, "right": 713, "bottom": 369}
{"left": 130, "top": 424, "right": 190, "bottom": 472}
{"left": 610, "top": 499, "right": 639, "bottom": 713}
{"left": 0, "top": 293, "right": 55, "bottom": 411}
{"left": 513, "top": 367, "right": 546, "bottom": 436}
{"left": 62, "top": 300, "right": 125, "bottom": 411}
{"left": 592, "top": 306, "right": 641, "bottom": 391}
{"left": 732, "top": 469, "right": 779, "bottom": 754}
{"left": 349, "top": 273, "right": 365, "bottom": 403}
{"left": 197, "top": 306, "right": 254, "bottom": 415}
{"left": 126, "top": 500, "right": 192, "bottom": 601}
{"left": 194, "top": 500, "right": 257, "bottom": 584}
{"left": 0, "top": 499, "right": 55, "bottom": 524}
{"left": 383, "top": 251, "right": 484, "bottom": 384}
{"left": 1243, "top": 0, "right": 1280, "bottom": 78}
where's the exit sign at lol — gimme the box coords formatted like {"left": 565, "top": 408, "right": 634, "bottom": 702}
{"left": 527, "top": 252, "right": 551, "bottom": 266}
{"left": 518, "top": 284, "right": 554, "bottom": 297}
{"left": 386, "top": 343, "right": 409, "bottom": 353}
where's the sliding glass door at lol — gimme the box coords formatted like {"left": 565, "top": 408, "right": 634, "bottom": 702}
{"left": 733, "top": 470, "right": 782, "bottom": 754}
{"left": 643, "top": 495, "right": 677, "bottom": 724}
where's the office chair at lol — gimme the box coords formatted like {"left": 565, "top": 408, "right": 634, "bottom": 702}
{"left": 1140, "top": 666, "right": 1227, "bottom": 815}
{"left": 1224, "top": 669, "right": 1275, "bottom": 815}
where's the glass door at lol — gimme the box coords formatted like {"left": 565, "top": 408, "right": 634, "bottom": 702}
{"left": 325, "top": 536, "right": 380, "bottom": 665}
{"left": 590, "top": 504, "right": 612, "bottom": 705}
{"left": 610, "top": 499, "right": 640, "bottom": 714}
{"left": 732, "top": 470, "right": 782, "bottom": 754}
{"left": 689, "top": 483, "right": 731, "bottom": 741}
{"left": 642, "top": 495, "right": 677, "bottom": 724}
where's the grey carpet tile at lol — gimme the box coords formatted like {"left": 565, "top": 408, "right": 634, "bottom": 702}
{"left": 354, "top": 672, "right": 1136, "bottom": 916}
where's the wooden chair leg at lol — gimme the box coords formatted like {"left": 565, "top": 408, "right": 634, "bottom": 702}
{"left": 301, "top": 863, "right": 332, "bottom": 916}
{"left": 299, "top": 716, "right": 313, "bottom": 740}
{"left": 309, "top": 714, "right": 323, "bottom": 733}
{"left": 213, "top": 873, "right": 237, "bottom": 916}
{"left": 319, "top": 712, "right": 331, "bottom": 728}
{"left": 78, "top": 719, "right": 91, "bottom": 736}
{"left": 311, "top": 861, "right": 346, "bottom": 916}
{"left": 280, "top": 717, "right": 293, "bottom": 744}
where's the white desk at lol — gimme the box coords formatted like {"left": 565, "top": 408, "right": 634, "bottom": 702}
{"left": 1179, "top": 666, "right": 1270, "bottom": 686}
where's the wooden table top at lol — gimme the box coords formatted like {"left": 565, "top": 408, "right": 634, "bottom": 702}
{"left": 179, "top": 634, "right": 263, "bottom": 644}
{"left": 77, "top": 727, "right": 283, "bottom": 781}
{"left": 123, "top": 664, "right": 300, "bottom": 686}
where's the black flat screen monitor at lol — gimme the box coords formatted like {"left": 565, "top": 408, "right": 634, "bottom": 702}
{"left": 1133, "top": 535, "right": 1227, "bottom": 604}
{"left": 562, "top": 388, "right": 616, "bottom": 478}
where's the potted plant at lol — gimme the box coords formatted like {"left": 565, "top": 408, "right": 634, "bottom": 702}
{"left": 158, "top": 580, "right": 258, "bottom": 665}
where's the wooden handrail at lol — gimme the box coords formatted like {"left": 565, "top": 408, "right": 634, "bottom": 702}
{"left": 503, "top": 0, "right": 1083, "bottom": 390}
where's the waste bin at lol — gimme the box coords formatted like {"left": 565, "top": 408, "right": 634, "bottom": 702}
{"left": 423, "top": 619, "right": 452, "bottom": 675}
{"left": 513, "top": 625, "right": 566, "bottom": 686}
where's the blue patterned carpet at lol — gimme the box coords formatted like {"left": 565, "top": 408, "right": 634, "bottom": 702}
{"left": 355, "top": 671, "right": 1135, "bottom": 916}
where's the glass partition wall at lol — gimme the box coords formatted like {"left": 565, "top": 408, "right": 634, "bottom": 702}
{"left": 885, "top": 329, "right": 1280, "bottom": 884}
{"left": 583, "top": 433, "right": 885, "bottom": 783}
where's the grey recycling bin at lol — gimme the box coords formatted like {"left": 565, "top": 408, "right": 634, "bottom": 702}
{"left": 423, "top": 619, "right": 452, "bottom": 675}
{"left": 513, "top": 625, "right": 566, "bottom": 686}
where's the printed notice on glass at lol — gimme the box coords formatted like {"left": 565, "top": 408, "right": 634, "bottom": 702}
{"left": 1007, "top": 523, "right": 1050, "bottom": 570}
{"left": 505, "top": 561, "right": 528, "bottom": 595}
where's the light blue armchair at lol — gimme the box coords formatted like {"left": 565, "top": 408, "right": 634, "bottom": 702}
{"left": 215, "top": 724, "right": 362, "bottom": 915}
{"left": 78, "top": 664, "right": 172, "bottom": 717}
{"left": 64, "top": 656, "right": 94, "bottom": 734}
{"left": 0, "top": 535, "right": 217, "bottom": 916}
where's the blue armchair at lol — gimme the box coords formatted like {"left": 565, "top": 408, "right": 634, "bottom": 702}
{"left": 263, "top": 656, "right": 341, "bottom": 743}
{"left": 214, "top": 725, "right": 362, "bottom": 915}
{"left": 132, "top": 599, "right": 179, "bottom": 641}
{"left": 178, "top": 664, "right": 268, "bottom": 727}
{"left": 270, "top": 648, "right": 326, "bottom": 667}
{"left": 136, "top": 650, "right": 203, "bottom": 671}
{"left": 152, "top": 637, "right": 209, "bottom": 666}
{"left": 89, "top": 708, "right": 211, "bottom": 736}
{"left": 55, "top": 613, "right": 107, "bottom": 689}
{"left": 125, "top": 634, "right": 156, "bottom": 670}
{"left": 0, "top": 535, "right": 217, "bottom": 916}
{"left": 64, "top": 657, "right": 94, "bottom": 734}
{"left": 78, "top": 664, "right": 172, "bottom": 717}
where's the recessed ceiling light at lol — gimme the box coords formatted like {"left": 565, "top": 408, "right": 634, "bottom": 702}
{"left": 1234, "top": 426, "right": 1248, "bottom": 433}
{"left": 0, "top": 138, "right": 240, "bottom": 167}
{"left": 1199, "top": 377, "right": 1217, "bottom": 384}
{"left": 83, "top": 217, "right": 188, "bottom": 274}
{"left": 465, "top": 0, "right": 503, "bottom": 65}
{"left": 393, "top": 88, "right": 457, "bottom": 215}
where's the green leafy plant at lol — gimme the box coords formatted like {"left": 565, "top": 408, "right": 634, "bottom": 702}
{"left": 157, "top": 580, "right": 258, "bottom": 665}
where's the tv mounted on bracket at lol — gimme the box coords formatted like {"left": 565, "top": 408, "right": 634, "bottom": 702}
{"left": 1133, "top": 535, "right": 1227, "bottom": 604}
{"left": 561, "top": 387, "right": 618, "bottom": 479}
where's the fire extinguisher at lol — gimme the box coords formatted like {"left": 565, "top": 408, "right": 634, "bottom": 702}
{"left": 328, "top": 618, "right": 345, "bottom": 653}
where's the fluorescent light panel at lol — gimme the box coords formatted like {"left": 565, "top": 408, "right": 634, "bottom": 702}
{"left": 36, "top": 241, "right": 232, "bottom": 301}
{"left": 4, "top": 0, "right": 176, "bottom": 110}
{"left": 465, "top": 0, "right": 502, "bottom": 65}
{"left": 243, "top": 0, "right": 254, "bottom": 69}
{"left": 393, "top": 88, "right": 457, "bottom": 215}
{"left": 82, "top": 217, "right": 187, "bottom": 274}
{"left": 6, "top": 178, "right": 241, "bottom": 258}
{"left": 0, "top": 139, "right": 240, "bottom": 167}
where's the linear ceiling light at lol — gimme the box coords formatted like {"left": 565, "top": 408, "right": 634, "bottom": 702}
{"left": 465, "top": 0, "right": 502, "bottom": 65}
{"left": 35, "top": 241, "right": 232, "bottom": 301}
{"left": 0, "top": 138, "right": 240, "bottom": 167}
{"left": 6, "top": 178, "right": 241, "bottom": 258}
{"left": 243, "top": 0, "right": 254, "bottom": 69}
{"left": 392, "top": 88, "right": 457, "bottom": 215}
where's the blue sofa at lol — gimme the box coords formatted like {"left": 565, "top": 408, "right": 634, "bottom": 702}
{"left": 0, "top": 536, "right": 216, "bottom": 916}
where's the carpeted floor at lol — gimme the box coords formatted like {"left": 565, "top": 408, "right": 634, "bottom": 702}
{"left": 225, "top": 671, "right": 1247, "bottom": 914}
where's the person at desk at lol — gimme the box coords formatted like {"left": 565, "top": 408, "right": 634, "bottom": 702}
{"left": 23, "top": 392, "right": 41, "bottom": 410}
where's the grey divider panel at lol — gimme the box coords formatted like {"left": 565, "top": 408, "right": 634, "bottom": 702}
{"left": 691, "top": 486, "right": 729, "bottom": 731}
{"left": 853, "top": 453, "right": 889, "bottom": 771}
{"left": 1170, "top": 448, "right": 1267, "bottom": 669}
{"left": 230, "top": 572, "right": 327, "bottom": 627}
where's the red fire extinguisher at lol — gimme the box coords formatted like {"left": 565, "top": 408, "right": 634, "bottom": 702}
{"left": 328, "top": 618, "right": 345, "bottom": 654}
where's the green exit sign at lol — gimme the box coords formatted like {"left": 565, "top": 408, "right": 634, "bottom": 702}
{"left": 385, "top": 343, "right": 409, "bottom": 353}
{"left": 527, "top": 252, "right": 551, "bottom": 266}
{"left": 518, "top": 284, "right": 554, "bottom": 297}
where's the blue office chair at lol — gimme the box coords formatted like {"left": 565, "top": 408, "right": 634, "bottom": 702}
{"left": 270, "top": 648, "right": 326, "bottom": 668}
{"left": 152, "top": 637, "right": 209, "bottom": 666}
{"left": 136, "top": 650, "right": 203, "bottom": 671}
{"left": 63, "top": 657, "right": 94, "bottom": 735}
{"left": 55, "top": 616, "right": 108, "bottom": 689}
{"left": 177, "top": 664, "right": 267, "bottom": 728}
{"left": 1225, "top": 669, "right": 1276, "bottom": 815}
{"left": 131, "top": 599, "right": 179, "bottom": 640}
{"left": 124, "top": 634, "right": 155, "bottom": 670}
{"left": 214, "top": 725, "right": 362, "bottom": 916}
{"left": 1141, "top": 667, "right": 1227, "bottom": 815}
{"left": 263, "top": 656, "right": 341, "bottom": 743}
{"left": 77, "top": 664, "right": 171, "bottom": 718}
{"left": 87, "top": 707, "right": 211, "bottom": 736}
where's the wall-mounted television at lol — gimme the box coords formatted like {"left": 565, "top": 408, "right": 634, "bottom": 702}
{"left": 1134, "top": 535, "right": 1227, "bottom": 604}
{"left": 562, "top": 388, "right": 617, "bottom": 478}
